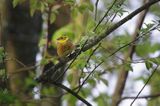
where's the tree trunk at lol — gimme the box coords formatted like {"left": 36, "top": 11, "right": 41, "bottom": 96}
{"left": 3, "top": 0, "right": 42, "bottom": 105}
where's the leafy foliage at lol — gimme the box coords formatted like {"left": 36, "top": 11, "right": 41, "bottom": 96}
{"left": 136, "top": 42, "right": 160, "bottom": 57}
{"left": 145, "top": 57, "right": 160, "bottom": 70}
{"left": 0, "top": 89, "right": 16, "bottom": 104}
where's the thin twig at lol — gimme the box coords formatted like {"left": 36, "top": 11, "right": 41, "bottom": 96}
{"left": 85, "top": 43, "right": 101, "bottom": 67}
{"left": 78, "top": 43, "right": 101, "bottom": 87}
{"left": 78, "top": 69, "right": 84, "bottom": 88}
{"left": 100, "top": 45, "right": 152, "bottom": 64}
{"left": 93, "top": 0, "right": 118, "bottom": 32}
{"left": 47, "top": 81, "right": 92, "bottom": 106}
{"left": 95, "top": 0, "right": 99, "bottom": 21}
{"left": 54, "top": 62, "right": 103, "bottom": 96}
{"left": 121, "top": 92, "right": 160, "bottom": 101}
{"left": 76, "top": 61, "right": 103, "bottom": 93}
{"left": 130, "top": 65, "right": 159, "bottom": 106}
{"left": 8, "top": 65, "right": 38, "bottom": 75}
{"left": 110, "top": 0, "right": 126, "bottom": 22}
{"left": 5, "top": 57, "right": 26, "bottom": 67}
{"left": 100, "top": 45, "right": 125, "bottom": 62}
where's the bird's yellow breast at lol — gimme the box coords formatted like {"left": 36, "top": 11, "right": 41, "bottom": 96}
{"left": 56, "top": 36, "right": 74, "bottom": 57}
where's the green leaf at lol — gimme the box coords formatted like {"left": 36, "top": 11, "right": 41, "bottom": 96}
{"left": 140, "top": 23, "right": 154, "bottom": 34}
{"left": 40, "top": 58, "right": 49, "bottom": 65}
{"left": 149, "top": 57, "right": 160, "bottom": 65}
{"left": 25, "top": 77, "right": 37, "bottom": 88}
{"left": 135, "top": 41, "right": 160, "bottom": 57}
{"left": 78, "top": 2, "right": 94, "bottom": 12}
{"left": 47, "top": 0, "right": 55, "bottom": 4}
{"left": 12, "top": 0, "right": 20, "bottom": 7}
{"left": 145, "top": 58, "right": 160, "bottom": 70}
{"left": 94, "top": 94, "right": 109, "bottom": 106}
{"left": 50, "top": 13, "right": 56, "bottom": 24}
{"left": 124, "top": 63, "right": 133, "bottom": 71}
{"left": 150, "top": 43, "right": 160, "bottom": 53}
{"left": 145, "top": 60, "right": 153, "bottom": 70}
{"left": 97, "top": 97, "right": 104, "bottom": 106}
{"left": 67, "top": 73, "right": 73, "bottom": 83}
{"left": 0, "top": 90, "right": 16, "bottom": 104}
{"left": 67, "top": 95, "right": 77, "bottom": 106}
{"left": 150, "top": 3, "right": 160, "bottom": 16}
{"left": 113, "top": 34, "right": 131, "bottom": 49}
{"left": 12, "top": 0, "right": 26, "bottom": 8}
{"left": 79, "top": 88, "right": 91, "bottom": 98}
{"left": 0, "top": 47, "right": 5, "bottom": 63}
{"left": 86, "top": 17, "right": 96, "bottom": 31}
{"left": 100, "top": 78, "right": 108, "bottom": 86}
{"left": 88, "top": 78, "right": 96, "bottom": 87}
{"left": 136, "top": 43, "right": 149, "bottom": 57}
{"left": 64, "top": 0, "right": 75, "bottom": 3}
{"left": 71, "top": 7, "right": 79, "bottom": 17}
{"left": 39, "top": 37, "right": 47, "bottom": 47}
{"left": 29, "top": 0, "right": 38, "bottom": 16}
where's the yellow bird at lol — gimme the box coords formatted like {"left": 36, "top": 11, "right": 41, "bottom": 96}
{"left": 56, "top": 36, "right": 75, "bottom": 58}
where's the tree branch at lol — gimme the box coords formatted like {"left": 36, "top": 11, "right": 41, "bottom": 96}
{"left": 121, "top": 92, "right": 160, "bottom": 101}
{"left": 83, "top": 0, "right": 159, "bottom": 52}
{"left": 41, "top": 80, "right": 92, "bottom": 106}
{"left": 35, "top": 2, "right": 160, "bottom": 105}
{"left": 36, "top": 1, "right": 160, "bottom": 102}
